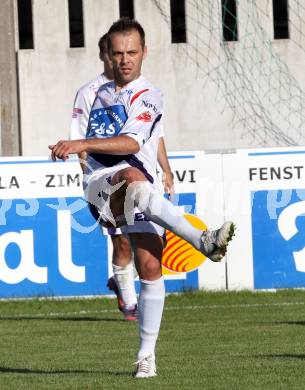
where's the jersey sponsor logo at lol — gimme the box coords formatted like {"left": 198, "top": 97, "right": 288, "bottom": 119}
{"left": 142, "top": 99, "right": 158, "bottom": 113}
{"left": 86, "top": 105, "right": 127, "bottom": 138}
{"left": 136, "top": 111, "right": 152, "bottom": 122}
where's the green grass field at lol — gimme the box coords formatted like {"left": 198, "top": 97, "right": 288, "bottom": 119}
{"left": 1, "top": 290, "right": 305, "bottom": 389}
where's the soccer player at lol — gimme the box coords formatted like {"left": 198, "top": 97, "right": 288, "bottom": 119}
{"left": 50, "top": 17, "right": 235, "bottom": 378}
{"left": 70, "top": 33, "right": 174, "bottom": 321}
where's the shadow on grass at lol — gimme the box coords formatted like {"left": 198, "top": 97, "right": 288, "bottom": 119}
{"left": 0, "top": 366, "right": 131, "bottom": 376}
{"left": 254, "top": 354, "right": 305, "bottom": 360}
{"left": 0, "top": 316, "right": 126, "bottom": 322}
{"left": 273, "top": 320, "right": 305, "bottom": 326}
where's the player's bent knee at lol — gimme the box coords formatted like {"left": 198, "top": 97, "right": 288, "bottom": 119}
{"left": 114, "top": 167, "right": 146, "bottom": 186}
{"left": 139, "top": 259, "right": 162, "bottom": 280}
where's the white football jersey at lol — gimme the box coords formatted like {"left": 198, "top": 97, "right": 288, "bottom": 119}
{"left": 70, "top": 73, "right": 110, "bottom": 140}
{"left": 85, "top": 75, "right": 164, "bottom": 185}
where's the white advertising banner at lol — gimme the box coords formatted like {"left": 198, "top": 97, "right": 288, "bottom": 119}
{"left": 224, "top": 147, "right": 305, "bottom": 289}
{"left": 0, "top": 156, "right": 108, "bottom": 298}
{"left": 1, "top": 146, "right": 305, "bottom": 298}
{"left": 0, "top": 152, "right": 226, "bottom": 298}
{"left": 164, "top": 152, "right": 226, "bottom": 291}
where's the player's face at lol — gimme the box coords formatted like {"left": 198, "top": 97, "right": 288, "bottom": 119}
{"left": 109, "top": 29, "right": 147, "bottom": 87}
{"left": 100, "top": 42, "right": 113, "bottom": 79}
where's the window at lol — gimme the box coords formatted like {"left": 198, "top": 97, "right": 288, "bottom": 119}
{"left": 273, "top": 0, "right": 289, "bottom": 39}
{"left": 17, "top": 0, "right": 34, "bottom": 49}
{"left": 170, "top": 0, "right": 187, "bottom": 43}
{"left": 221, "top": 0, "right": 238, "bottom": 42}
{"left": 68, "top": 0, "right": 84, "bottom": 48}
{"left": 119, "top": 0, "right": 134, "bottom": 19}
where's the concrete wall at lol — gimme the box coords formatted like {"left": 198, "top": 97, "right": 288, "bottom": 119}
{"left": 17, "top": 0, "right": 118, "bottom": 155}
{"left": 15, "top": 0, "right": 305, "bottom": 155}
{"left": 0, "top": 0, "right": 20, "bottom": 156}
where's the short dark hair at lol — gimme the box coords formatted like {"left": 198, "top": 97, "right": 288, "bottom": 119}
{"left": 98, "top": 33, "right": 108, "bottom": 54}
{"left": 107, "top": 17, "right": 145, "bottom": 51}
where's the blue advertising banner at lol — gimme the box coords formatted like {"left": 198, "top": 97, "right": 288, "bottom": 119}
{"left": 248, "top": 149, "right": 305, "bottom": 289}
{"left": 252, "top": 189, "right": 305, "bottom": 289}
{"left": 0, "top": 158, "right": 110, "bottom": 298}
{"left": 0, "top": 196, "right": 108, "bottom": 298}
{"left": 0, "top": 154, "right": 204, "bottom": 298}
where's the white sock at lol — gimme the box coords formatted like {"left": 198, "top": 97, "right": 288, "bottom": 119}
{"left": 138, "top": 277, "right": 165, "bottom": 360}
{"left": 126, "top": 182, "right": 202, "bottom": 250}
{"left": 113, "top": 263, "right": 137, "bottom": 308}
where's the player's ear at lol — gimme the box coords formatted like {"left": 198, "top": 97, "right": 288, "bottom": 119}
{"left": 143, "top": 45, "right": 147, "bottom": 60}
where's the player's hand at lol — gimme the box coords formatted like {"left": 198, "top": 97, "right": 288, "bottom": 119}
{"left": 162, "top": 171, "right": 174, "bottom": 200}
{"left": 48, "top": 140, "right": 86, "bottom": 161}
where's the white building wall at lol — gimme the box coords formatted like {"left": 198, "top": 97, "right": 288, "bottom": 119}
{"left": 17, "top": 0, "right": 118, "bottom": 155}
{"left": 16, "top": 0, "right": 305, "bottom": 156}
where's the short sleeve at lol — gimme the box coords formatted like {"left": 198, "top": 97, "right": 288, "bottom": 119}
{"left": 120, "top": 89, "right": 163, "bottom": 147}
{"left": 69, "top": 87, "right": 92, "bottom": 140}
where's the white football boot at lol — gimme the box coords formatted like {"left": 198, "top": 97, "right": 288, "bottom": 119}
{"left": 134, "top": 354, "right": 157, "bottom": 378}
{"left": 200, "top": 221, "right": 236, "bottom": 262}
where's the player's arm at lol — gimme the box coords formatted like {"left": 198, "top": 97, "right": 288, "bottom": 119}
{"left": 51, "top": 89, "right": 162, "bottom": 161}
{"left": 157, "top": 137, "right": 174, "bottom": 199}
{"left": 49, "top": 135, "right": 139, "bottom": 161}
{"left": 78, "top": 151, "right": 87, "bottom": 172}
